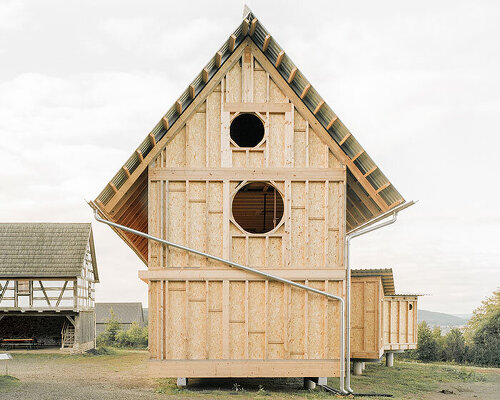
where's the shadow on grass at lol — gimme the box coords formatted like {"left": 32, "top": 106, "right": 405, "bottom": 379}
{"left": 156, "top": 377, "right": 338, "bottom": 398}
{"left": 155, "top": 362, "right": 491, "bottom": 399}
{"left": 0, "top": 375, "right": 20, "bottom": 390}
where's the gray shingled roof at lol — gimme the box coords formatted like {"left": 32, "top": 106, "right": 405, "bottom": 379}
{"left": 95, "top": 302, "right": 144, "bottom": 325}
{"left": 0, "top": 223, "right": 97, "bottom": 280}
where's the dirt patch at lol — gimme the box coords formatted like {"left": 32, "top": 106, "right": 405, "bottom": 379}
{"left": 420, "top": 380, "right": 500, "bottom": 400}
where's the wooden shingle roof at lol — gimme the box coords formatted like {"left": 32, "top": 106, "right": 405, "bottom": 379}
{"left": 0, "top": 223, "right": 98, "bottom": 280}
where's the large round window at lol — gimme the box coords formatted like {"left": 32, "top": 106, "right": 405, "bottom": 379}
{"left": 230, "top": 113, "right": 265, "bottom": 147}
{"left": 232, "top": 182, "right": 284, "bottom": 234}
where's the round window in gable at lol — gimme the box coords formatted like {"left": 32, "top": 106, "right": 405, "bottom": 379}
{"left": 232, "top": 182, "right": 284, "bottom": 234}
{"left": 230, "top": 113, "right": 265, "bottom": 147}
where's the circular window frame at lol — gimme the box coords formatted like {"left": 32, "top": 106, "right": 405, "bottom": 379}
{"left": 229, "top": 112, "right": 266, "bottom": 148}
{"left": 230, "top": 180, "right": 285, "bottom": 235}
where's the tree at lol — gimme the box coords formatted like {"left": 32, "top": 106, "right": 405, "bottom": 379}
{"left": 470, "top": 308, "right": 500, "bottom": 366}
{"left": 443, "top": 328, "right": 466, "bottom": 363}
{"left": 432, "top": 326, "right": 446, "bottom": 361}
{"left": 416, "top": 321, "right": 438, "bottom": 362}
{"left": 97, "top": 308, "right": 121, "bottom": 346}
{"left": 464, "top": 288, "right": 500, "bottom": 366}
{"left": 465, "top": 289, "right": 500, "bottom": 342}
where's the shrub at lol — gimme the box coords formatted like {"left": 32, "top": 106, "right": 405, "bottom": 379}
{"left": 96, "top": 308, "right": 122, "bottom": 346}
{"left": 115, "top": 322, "right": 148, "bottom": 348}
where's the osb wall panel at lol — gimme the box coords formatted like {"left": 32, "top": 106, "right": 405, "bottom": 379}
{"left": 146, "top": 48, "right": 347, "bottom": 366}
{"left": 148, "top": 279, "right": 343, "bottom": 361}
{"left": 148, "top": 56, "right": 346, "bottom": 272}
{"left": 382, "top": 296, "right": 418, "bottom": 351}
{"left": 350, "top": 277, "right": 383, "bottom": 359}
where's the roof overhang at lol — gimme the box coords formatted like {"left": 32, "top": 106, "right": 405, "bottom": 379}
{"left": 351, "top": 268, "right": 396, "bottom": 295}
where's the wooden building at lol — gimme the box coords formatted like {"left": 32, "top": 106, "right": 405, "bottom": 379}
{"left": 350, "top": 269, "right": 418, "bottom": 364}
{"left": 96, "top": 302, "right": 145, "bottom": 335}
{"left": 90, "top": 8, "right": 416, "bottom": 381}
{"left": 0, "top": 223, "right": 98, "bottom": 352}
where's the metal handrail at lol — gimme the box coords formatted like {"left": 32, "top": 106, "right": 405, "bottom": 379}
{"left": 91, "top": 205, "right": 348, "bottom": 394}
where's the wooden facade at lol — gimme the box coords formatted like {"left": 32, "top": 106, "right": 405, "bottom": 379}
{"left": 350, "top": 271, "right": 418, "bottom": 360}
{"left": 92, "top": 8, "right": 414, "bottom": 379}
{"left": 382, "top": 295, "right": 418, "bottom": 352}
{"left": 142, "top": 48, "right": 346, "bottom": 377}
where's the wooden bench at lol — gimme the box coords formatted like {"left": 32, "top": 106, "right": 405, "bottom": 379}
{"left": 0, "top": 338, "right": 37, "bottom": 350}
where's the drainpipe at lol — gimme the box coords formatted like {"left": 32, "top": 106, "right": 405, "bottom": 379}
{"left": 344, "top": 200, "right": 415, "bottom": 394}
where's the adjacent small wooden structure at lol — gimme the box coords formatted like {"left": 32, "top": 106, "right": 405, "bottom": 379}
{"left": 0, "top": 223, "right": 98, "bottom": 352}
{"left": 350, "top": 269, "right": 418, "bottom": 361}
{"left": 91, "top": 8, "right": 415, "bottom": 380}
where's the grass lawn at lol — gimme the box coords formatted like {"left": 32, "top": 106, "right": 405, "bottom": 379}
{"left": 0, "top": 375, "right": 20, "bottom": 391}
{"left": 155, "top": 360, "right": 496, "bottom": 399}
{"left": 340, "top": 361, "right": 488, "bottom": 399}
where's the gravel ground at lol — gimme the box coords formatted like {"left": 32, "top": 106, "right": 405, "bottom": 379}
{"left": 0, "top": 349, "right": 162, "bottom": 400}
{"left": 1, "top": 381, "right": 161, "bottom": 400}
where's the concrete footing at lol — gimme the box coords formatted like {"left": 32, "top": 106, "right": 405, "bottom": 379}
{"left": 303, "top": 377, "right": 327, "bottom": 389}
{"left": 176, "top": 378, "right": 188, "bottom": 387}
{"left": 317, "top": 377, "right": 327, "bottom": 385}
{"left": 304, "top": 378, "right": 316, "bottom": 390}
{"left": 353, "top": 361, "right": 364, "bottom": 376}
{"left": 386, "top": 352, "right": 394, "bottom": 367}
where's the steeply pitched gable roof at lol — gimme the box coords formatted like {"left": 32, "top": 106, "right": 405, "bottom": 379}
{"left": 91, "top": 7, "right": 406, "bottom": 262}
{"left": 0, "top": 223, "right": 98, "bottom": 280}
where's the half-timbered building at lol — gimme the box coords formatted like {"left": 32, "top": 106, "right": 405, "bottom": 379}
{"left": 0, "top": 223, "right": 98, "bottom": 352}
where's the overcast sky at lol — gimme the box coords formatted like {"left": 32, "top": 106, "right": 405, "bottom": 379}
{"left": 0, "top": 0, "right": 498, "bottom": 315}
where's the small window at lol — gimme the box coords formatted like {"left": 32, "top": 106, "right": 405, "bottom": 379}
{"left": 230, "top": 113, "right": 265, "bottom": 147}
{"left": 232, "top": 182, "right": 284, "bottom": 234}
{"left": 409, "top": 303, "right": 413, "bottom": 310}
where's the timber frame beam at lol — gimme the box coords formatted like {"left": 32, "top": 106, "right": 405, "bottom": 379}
{"left": 149, "top": 167, "right": 345, "bottom": 182}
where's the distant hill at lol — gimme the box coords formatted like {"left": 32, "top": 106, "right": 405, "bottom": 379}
{"left": 418, "top": 310, "right": 468, "bottom": 327}
{"left": 453, "top": 313, "right": 472, "bottom": 321}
